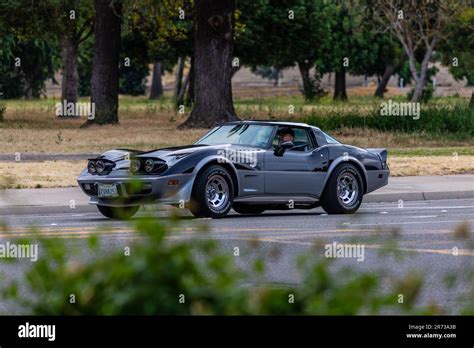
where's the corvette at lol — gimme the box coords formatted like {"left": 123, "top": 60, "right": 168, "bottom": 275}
{"left": 77, "top": 121, "right": 389, "bottom": 219}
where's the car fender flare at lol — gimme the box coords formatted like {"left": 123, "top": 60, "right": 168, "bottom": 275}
{"left": 191, "top": 156, "right": 240, "bottom": 197}
{"left": 321, "top": 156, "right": 368, "bottom": 195}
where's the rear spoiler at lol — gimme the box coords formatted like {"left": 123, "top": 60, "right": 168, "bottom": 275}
{"left": 366, "top": 148, "right": 388, "bottom": 163}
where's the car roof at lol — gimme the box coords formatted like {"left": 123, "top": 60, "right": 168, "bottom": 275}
{"left": 220, "top": 120, "right": 320, "bottom": 130}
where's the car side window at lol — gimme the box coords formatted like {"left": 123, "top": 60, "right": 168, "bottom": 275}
{"left": 272, "top": 127, "right": 314, "bottom": 151}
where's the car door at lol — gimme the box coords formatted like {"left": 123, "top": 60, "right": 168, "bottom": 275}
{"left": 264, "top": 127, "right": 329, "bottom": 196}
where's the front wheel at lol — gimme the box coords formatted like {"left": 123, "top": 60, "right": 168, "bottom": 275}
{"left": 189, "top": 165, "right": 234, "bottom": 218}
{"left": 97, "top": 205, "right": 140, "bottom": 219}
{"left": 321, "top": 163, "right": 363, "bottom": 214}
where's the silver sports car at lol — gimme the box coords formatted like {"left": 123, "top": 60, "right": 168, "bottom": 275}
{"left": 77, "top": 121, "right": 389, "bottom": 219}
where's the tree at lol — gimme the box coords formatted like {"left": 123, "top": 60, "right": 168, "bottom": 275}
{"left": 372, "top": 0, "right": 466, "bottom": 102}
{"left": 58, "top": 0, "right": 94, "bottom": 106}
{"left": 316, "top": 3, "right": 372, "bottom": 101}
{"left": 180, "top": 0, "right": 239, "bottom": 128}
{"left": 129, "top": 0, "right": 193, "bottom": 102}
{"left": 0, "top": 1, "right": 60, "bottom": 99}
{"left": 437, "top": 7, "right": 474, "bottom": 107}
{"left": 119, "top": 8, "right": 150, "bottom": 97}
{"left": 88, "top": 0, "right": 122, "bottom": 125}
{"left": 236, "top": 0, "right": 336, "bottom": 101}
{"left": 150, "top": 62, "right": 164, "bottom": 99}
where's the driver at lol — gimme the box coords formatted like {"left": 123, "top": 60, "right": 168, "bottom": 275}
{"left": 277, "top": 127, "right": 295, "bottom": 144}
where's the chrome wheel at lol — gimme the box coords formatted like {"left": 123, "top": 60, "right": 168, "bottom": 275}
{"left": 205, "top": 174, "right": 229, "bottom": 210}
{"left": 337, "top": 172, "right": 359, "bottom": 207}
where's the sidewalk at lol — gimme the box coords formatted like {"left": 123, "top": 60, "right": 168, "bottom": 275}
{"left": 0, "top": 175, "right": 472, "bottom": 209}
{"left": 364, "top": 174, "right": 474, "bottom": 203}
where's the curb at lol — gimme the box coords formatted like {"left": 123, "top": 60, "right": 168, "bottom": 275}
{"left": 0, "top": 153, "right": 98, "bottom": 162}
{"left": 364, "top": 190, "right": 474, "bottom": 203}
{"left": 1, "top": 190, "right": 472, "bottom": 215}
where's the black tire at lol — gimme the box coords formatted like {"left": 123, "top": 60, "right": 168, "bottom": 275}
{"left": 189, "top": 165, "right": 234, "bottom": 218}
{"left": 321, "top": 163, "right": 363, "bottom": 214}
{"left": 233, "top": 203, "right": 265, "bottom": 215}
{"left": 97, "top": 205, "right": 140, "bottom": 219}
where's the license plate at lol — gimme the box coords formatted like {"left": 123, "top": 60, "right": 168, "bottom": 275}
{"left": 98, "top": 184, "right": 119, "bottom": 198}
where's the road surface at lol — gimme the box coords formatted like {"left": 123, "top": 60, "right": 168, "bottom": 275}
{"left": 0, "top": 197, "right": 473, "bottom": 314}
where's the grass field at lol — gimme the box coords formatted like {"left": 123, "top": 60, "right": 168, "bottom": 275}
{"left": 0, "top": 93, "right": 472, "bottom": 188}
{"left": 0, "top": 94, "right": 472, "bottom": 153}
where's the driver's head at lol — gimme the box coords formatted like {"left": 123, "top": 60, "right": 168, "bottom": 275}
{"left": 277, "top": 127, "right": 295, "bottom": 143}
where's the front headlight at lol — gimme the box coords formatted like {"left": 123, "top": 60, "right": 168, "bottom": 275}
{"left": 144, "top": 159, "right": 155, "bottom": 172}
{"left": 87, "top": 161, "right": 97, "bottom": 174}
{"left": 95, "top": 160, "right": 106, "bottom": 174}
{"left": 88, "top": 159, "right": 115, "bottom": 175}
{"left": 130, "top": 159, "right": 141, "bottom": 173}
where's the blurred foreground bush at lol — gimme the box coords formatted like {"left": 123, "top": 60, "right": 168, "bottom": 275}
{"left": 1, "top": 217, "right": 472, "bottom": 315}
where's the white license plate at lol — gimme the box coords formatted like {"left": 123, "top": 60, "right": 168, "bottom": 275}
{"left": 98, "top": 184, "right": 119, "bottom": 198}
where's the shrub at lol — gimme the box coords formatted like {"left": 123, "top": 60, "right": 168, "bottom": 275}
{"left": 3, "top": 216, "right": 471, "bottom": 315}
{"left": 303, "top": 106, "right": 473, "bottom": 140}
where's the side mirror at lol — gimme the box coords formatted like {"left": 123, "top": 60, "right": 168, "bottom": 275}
{"left": 274, "top": 141, "right": 294, "bottom": 156}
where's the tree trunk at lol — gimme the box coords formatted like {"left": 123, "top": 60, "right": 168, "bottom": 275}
{"left": 60, "top": 36, "right": 79, "bottom": 108}
{"left": 149, "top": 62, "right": 163, "bottom": 99}
{"left": 297, "top": 61, "right": 313, "bottom": 100}
{"left": 179, "top": 0, "right": 239, "bottom": 128}
{"left": 409, "top": 38, "right": 436, "bottom": 103}
{"left": 185, "top": 56, "right": 195, "bottom": 106}
{"left": 88, "top": 0, "right": 121, "bottom": 125}
{"left": 374, "top": 64, "right": 395, "bottom": 98}
{"left": 334, "top": 69, "right": 347, "bottom": 100}
{"left": 177, "top": 70, "right": 191, "bottom": 106}
{"left": 173, "top": 57, "right": 185, "bottom": 100}
{"left": 470, "top": 91, "right": 474, "bottom": 108}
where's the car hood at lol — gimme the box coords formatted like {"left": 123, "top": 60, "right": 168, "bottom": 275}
{"left": 97, "top": 144, "right": 261, "bottom": 164}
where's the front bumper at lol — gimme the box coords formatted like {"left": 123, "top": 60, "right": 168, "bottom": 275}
{"left": 77, "top": 171, "right": 195, "bottom": 207}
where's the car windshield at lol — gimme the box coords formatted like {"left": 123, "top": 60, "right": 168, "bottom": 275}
{"left": 196, "top": 124, "right": 274, "bottom": 148}
{"left": 322, "top": 131, "right": 340, "bottom": 144}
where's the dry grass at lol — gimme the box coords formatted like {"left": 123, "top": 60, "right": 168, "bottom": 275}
{"left": 1, "top": 156, "right": 473, "bottom": 189}
{"left": 1, "top": 98, "right": 472, "bottom": 153}
{"left": 0, "top": 161, "right": 86, "bottom": 189}
{"left": 1, "top": 102, "right": 204, "bottom": 153}
{"left": 388, "top": 156, "right": 474, "bottom": 177}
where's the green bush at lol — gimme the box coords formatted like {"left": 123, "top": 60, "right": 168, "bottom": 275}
{"left": 3, "top": 216, "right": 471, "bottom": 315}
{"left": 303, "top": 106, "right": 473, "bottom": 140}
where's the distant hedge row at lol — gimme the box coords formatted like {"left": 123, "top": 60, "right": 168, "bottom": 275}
{"left": 303, "top": 106, "right": 473, "bottom": 139}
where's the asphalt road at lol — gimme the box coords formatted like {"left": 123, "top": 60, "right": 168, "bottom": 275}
{"left": 0, "top": 198, "right": 473, "bottom": 314}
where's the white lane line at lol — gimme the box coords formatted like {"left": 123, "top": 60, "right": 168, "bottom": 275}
{"left": 410, "top": 215, "right": 438, "bottom": 218}
{"left": 361, "top": 205, "right": 474, "bottom": 210}
{"left": 350, "top": 219, "right": 474, "bottom": 227}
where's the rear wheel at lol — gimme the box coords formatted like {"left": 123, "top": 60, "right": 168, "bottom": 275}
{"left": 189, "top": 165, "right": 234, "bottom": 218}
{"left": 321, "top": 163, "right": 363, "bottom": 214}
{"left": 97, "top": 205, "right": 140, "bottom": 219}
{"left": 233, "top": 203, "right": 265, "bottom": 215}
